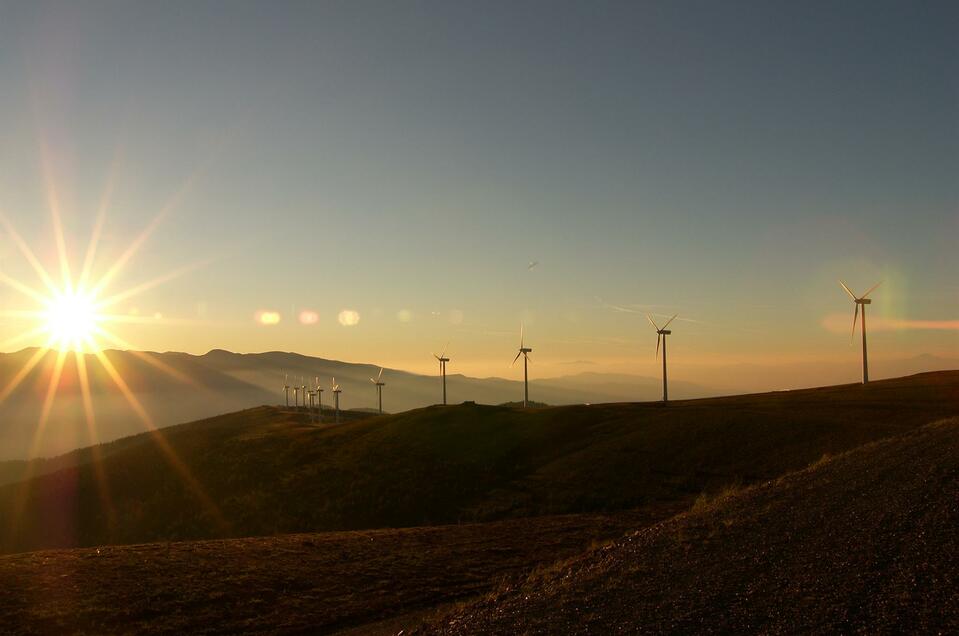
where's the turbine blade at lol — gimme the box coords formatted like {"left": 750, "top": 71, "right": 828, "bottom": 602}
{"left": 510, "top": 351, "right": 522, "bottom": 367}
{"left": 441, "top": 341, "right": 449, "bottom": 358}
{"left": 524, "top": 353, "right": 532, "bottom": 364}
{"left": 655, "top": 333, "right": 661, "bottom": 358}
{"left": 662, "top": 314, "right": 678, "bottom": 330}
{"left": 839, "top": 280, "right": 857, "bottom": 300}
{"left": 646, "top": 314, "right": 660, "bottom": 331}
{"left": 862, "top": 281, "right": 882, "bottom": 298}
{"left": 520, "top": 323, "right": 524, "bottom": 349}
{"left": 851, "top": 303, "right": 859, "bottom": 341}
{"left": 377, "top": 367, "right": 384, "bottom": 382}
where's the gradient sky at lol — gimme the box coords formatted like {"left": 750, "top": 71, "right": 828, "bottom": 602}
{"left": 0, "top": 1, "right": 956, "bottom": 383}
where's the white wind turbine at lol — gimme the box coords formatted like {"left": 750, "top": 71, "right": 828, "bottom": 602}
{"left": 510, "top": 325, "right": 533, "bottom": 408}
{"left": 433, "top": 343, "right": 450, "bottom": 405}
{"left": 300, "top": 378, "right": 308, "bottom": 411}
{"left": 292, "top": 381, "right": 300, "bottom": 409}
{"left": 370, "top": 368, "right": 385, "bottom": 414}
{"left": 283, "top": 374, "right": 291, "bottom": 408}
{"left": 332, "top": 377, "right": 342, "bottom": 424}
{"left": 646, "top": 314, "right": 677, "bottom": 402}
{"left": 840, "top": 280, "right": 881, "bottom": 384}
{"left": 314, "top": 376, "right": 323, "bottom": 423}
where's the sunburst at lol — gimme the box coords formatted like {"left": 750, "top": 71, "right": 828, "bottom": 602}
{"left": 0, "top": 176, "right": 226, "bottom": 541}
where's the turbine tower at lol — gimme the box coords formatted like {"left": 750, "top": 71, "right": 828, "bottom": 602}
{"left": 510, "top": 325, "right": 533, "bottom": 408}
{"left": 314, "top": 376, "right": 323, "bottom": 423}
{"left": 292, "top": 382, "right": 300, "bottom": 409}
{"left": 840, "top": 280, "right": 881, "bottom": 384}
{"left": 433, "top": 343, "right": 450, "bottom": 405}
{"left": 283, "top": 374, "right": 290, "bottom": 408}
{"left": 647, "top": 314, "right": 677, "bottom": 402}
{"left": 332, "top": 377, "right": 342, "bottom": 424}
{"left": 370, "top": 368, "right": 385, "bottom": 414}
{"left": 300, "top": 378, "right": 308, "bottom": 412}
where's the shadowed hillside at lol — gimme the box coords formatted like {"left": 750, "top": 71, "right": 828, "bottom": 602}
{"left": 424, "top": 418, "right": 959, "bottom": 634}
{"left": 0, "top": 510, "right": 674, "bottom": 635}
{"left": 1, "top": 408, "right": 956, "bottom": 634}
{"left": 1, "top": 371, "right": 957, "bottom": 555}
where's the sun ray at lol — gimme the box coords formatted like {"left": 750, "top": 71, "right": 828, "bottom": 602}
{"left": 0, "top": 309, "right": 46, "bottom": 320}
{"left": 0, "top": 267, "right": 54, "bottom": 305}
{"left": 31, "top": 347, "right": 69, "bottom": 457}
{"left": 79, "top": 144, "right": 124, "bottom": 292}
{"left": 10, "top": 348, "right": 69, "bottom": 542}
{"left": 91, "top": 345, "right": 228, "bottom": 531}
{"left": 88, "top": 141, "right": 218, "bottom": 301}
{"left": 74, "top": 349, "right": 117, "bottom": 536}
{"left": 0, "top": 345, "right": 50, "bottom": 406}
{"left": 0, "top": 325, "right": 51, "bottom": 352}
{"left": 95, "top": 257, "right": 214, "bottom": 311}
{"left": 78, "top": 209, "right": 107, "bottom": 292}
{"left": 0, "top": 213, "right": 59, "bottom": 295}
{"left": 93, "top": 325, "right": 200, "bottom": 388}
{"left": 96, "top": 313, "right": 204, "bottom": 326}
{"left": 39, "top": 139, "right": 74, "bottom": 292}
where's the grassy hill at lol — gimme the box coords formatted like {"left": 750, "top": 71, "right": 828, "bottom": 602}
{"left": 1, "top": 371, "right": 957, "bottom": 555}
{"left": 424, "top": 417, "right": 959, "bottom": 634}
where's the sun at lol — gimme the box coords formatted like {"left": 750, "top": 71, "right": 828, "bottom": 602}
{"left": 42, "top": 287, "right": 101, "bottom": 351}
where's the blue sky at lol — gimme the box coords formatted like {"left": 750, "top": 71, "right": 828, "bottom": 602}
{"left": 0, "top": 1, "right": 955, "bottom": 380}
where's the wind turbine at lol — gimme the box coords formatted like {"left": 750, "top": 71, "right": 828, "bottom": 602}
{"left": 840, "top": 280, "right": 881, "bottom": 384}
{"left": 283, "top": 374, "right": 290, "bottom": 408}
{"left": 646, "top": 314, "right": 677, "bottom": 402}
{"left": 292, "top": 382, "right": 300, "bottom": 409}
{"left": 370, "top": 368, "right": 386, "bottom": 414}
{"left": 332, "top": 377, "right": 342, "bottom": 424}
{"left": 433, "top": 343, "right": 450, "bottom": 405}
{"left": 510, "top": 325, "right": 533, "bottom": 408}
{"left": 314, "top": 376, "right": 323, "bottom": 423}
{"left": 300, "top": 378, "right": 308, "bottom": 412}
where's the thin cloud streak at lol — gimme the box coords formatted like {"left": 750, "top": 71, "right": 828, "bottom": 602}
{"left": 821, "top": 314, "right": 959, "bottom": 334}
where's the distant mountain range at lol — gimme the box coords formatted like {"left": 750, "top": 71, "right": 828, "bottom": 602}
{"left": 1, "top": 347, "right": 954, "bottom": 460}
{"left": 0, "top": 348, "right": 711, "bottom": 460}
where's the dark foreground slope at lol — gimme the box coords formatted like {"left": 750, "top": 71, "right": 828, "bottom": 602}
{"left": 425, "top": 418, "right": 959, "bottom": 635}
{"left": 0, "top": 510, "right": 673, "bottom": 635}
{"left": 2, "top": 371, "right": 958, "bottom": 554}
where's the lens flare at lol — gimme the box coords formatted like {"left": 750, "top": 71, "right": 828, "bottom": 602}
{"left": 338, "top": 309, "right": 360, "bottom": 326}
{"left": 256, "top": 310, "right": 282, "bottom": 325}
{"left": 299, "top": 310, "right": 319, "bottom": 325}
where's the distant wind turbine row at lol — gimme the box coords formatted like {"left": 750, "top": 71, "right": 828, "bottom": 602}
{"left": 281, "top": 280, "right": 880, "bottom": 418}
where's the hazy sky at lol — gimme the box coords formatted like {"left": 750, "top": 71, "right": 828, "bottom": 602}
{"left": 0, "top": 1, "right": 956, "bottom": 382}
